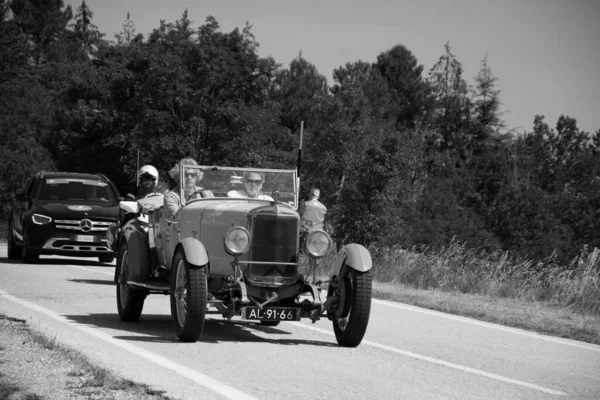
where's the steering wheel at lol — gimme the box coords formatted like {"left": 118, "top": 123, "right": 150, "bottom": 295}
{"left": 186, "top": 190, "right": 207, "bottom": 200}
{"left": 144, "top": 192, "right": 163, "bottom": 198}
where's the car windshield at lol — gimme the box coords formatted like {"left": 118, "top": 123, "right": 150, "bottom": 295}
{"left": 37, "top": 178, "right": 116, "bottom": 203}
{"left": 178, "top": 166, "right": 298, "bottom": 208}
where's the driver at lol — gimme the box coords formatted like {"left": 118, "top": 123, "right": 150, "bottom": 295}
{"left": 227, "top": 171, "right": 273, "bottom": 200}
{"left": 165, "top": 157, "right": 208, "bottom": 218}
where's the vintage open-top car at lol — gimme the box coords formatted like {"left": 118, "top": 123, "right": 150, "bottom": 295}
{"left": 114, "top": 165, "right": 373, "bottom": 347}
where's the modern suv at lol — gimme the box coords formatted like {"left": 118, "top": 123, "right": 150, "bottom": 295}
{"left": 7, "top": 171, "right": 121, "bottom": 263}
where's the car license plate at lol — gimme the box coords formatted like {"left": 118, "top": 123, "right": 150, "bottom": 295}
{"left": 73, "top": 234, "right": 96, "bottom": 242}
{"left": 241, "top": 307, "right": 301, "bottom": 321}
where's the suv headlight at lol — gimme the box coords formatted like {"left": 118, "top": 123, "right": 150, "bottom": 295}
{"left": 305, "top": 230, "right": 331, "bottom": 258}
{"left": 32, "top": 214, "right": 52, "bottom": 225}
{"left": 224, "top": 227, "right": 251, "bottom": 255}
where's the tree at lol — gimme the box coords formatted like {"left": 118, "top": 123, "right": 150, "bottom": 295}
{"left": 9, "top": 0, "right": 73, "bottom": 63}
{"left": 427, "top": 41, "right": 471, "bottom": 152}
{"left": 331, "top": 60, "right": 392, "bottom": 121}
{"left": 0, "top": 1, "right": 31, "bottom": 83}
{"left": 104, "top": 14, "right": 280, "bottom": 178}
{"left": 270, "top": 53, "right": 329, "bottom": 134}
{"left": 70, "top": 0, "right": 104, "bottom": 58}
{"left": 471, "top": 54, "right": 504, "bottom": 135}
{"left": 0, "top": 75, "right": 55, "bottom": 220}
{"left": 114, "top": 11, "right": 142, "bottom": 45}
{"left": 375, "top": 44, "right": 432, "bottom": 129}
{"left": 0, "top": 1, "right": 56, "bottom": 220}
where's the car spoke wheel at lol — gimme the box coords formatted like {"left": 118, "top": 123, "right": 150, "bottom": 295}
{"left": 116, "top": 243, "right": 145, "bottom": 322}
{"left": 170, "top": 249, "right": 207, "bottom": 342}
{"left": 21, "top": 227, "right": 39, "bottom": 264}
{"left": 332, "top": 265, "right": 372, "bottom": 347}
{"left": 7, "top": 222, "right": 22, "bottom": 260}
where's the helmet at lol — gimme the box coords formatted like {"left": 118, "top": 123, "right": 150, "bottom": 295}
{"left": 138, "top": 165, "right": 159, "bottom": 180}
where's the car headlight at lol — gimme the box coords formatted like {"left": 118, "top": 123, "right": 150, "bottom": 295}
{"left": 224, "top": 227, "right": 251, "bottom": 255}
{"left": 32, "top": 213, "right": 52, "bottom": 225}
{"left": 305, "top": 230, "right": 331, "bottom": 258}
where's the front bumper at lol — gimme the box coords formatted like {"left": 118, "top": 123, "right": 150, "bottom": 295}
{"left": 26, "top": 218, "right": 115, "bottom": 258}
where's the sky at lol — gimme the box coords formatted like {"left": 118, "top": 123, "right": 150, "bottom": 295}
{"left": 66, "top": 0, "right": 600, "bottom": 134}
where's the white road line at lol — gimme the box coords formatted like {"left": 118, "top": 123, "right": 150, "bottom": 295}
{"left": 373, "top": 299, "right": 600, "bottom": 352}
{"left": 0, "top": 289, "right": 258, "bottom": 400}
{"left": 68, "top": 265, "right": 114, "bottom": 276}
{"left": 291, "top": 322, "right": 568, "bottom": 397}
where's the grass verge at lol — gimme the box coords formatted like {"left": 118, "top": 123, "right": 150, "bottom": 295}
{"left": 0, "top": 315, "right": 173, "bottom": 399}
{"left": 372, "top": 281, "right": 600, "bottom": 345}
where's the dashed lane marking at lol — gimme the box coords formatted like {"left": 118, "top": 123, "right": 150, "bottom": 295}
{"left": 290, "top": 322, "right": 567, "bottom": 397}
{"left": 372, "top": 298, "right": 600, "bottom": 352}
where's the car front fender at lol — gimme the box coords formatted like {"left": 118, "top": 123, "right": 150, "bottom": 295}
{"left": 180, "top": 237, "right": 209, "bottom": 267}
{"left": 331, "top": 244, "right": 372, "bottom": 277}
{"left": 121, "top": 228, "right": 151, "bottom": 282}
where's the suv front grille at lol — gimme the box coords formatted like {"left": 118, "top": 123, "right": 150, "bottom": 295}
{"left": 55, "top": 219, "right": 113, "bottom": 232}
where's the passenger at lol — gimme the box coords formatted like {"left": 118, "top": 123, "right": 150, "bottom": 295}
{"left": 123, "top": 165, "right": 168, "bottom": 201}
{"left": 165, "top": 158, "right": 208, "bottom": 218}
{"left": 136, "top": 165, "right": 169, "bottom": 199}
{"left": 299, "top": 188, "right": 327, "bottom": 231}
{"left": 227, "top": 171, "right": 273, "bottom": 201}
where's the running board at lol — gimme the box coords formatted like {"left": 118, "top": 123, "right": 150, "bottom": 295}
{"left": 127, "top": 281, "right": 170, "bottom": 291}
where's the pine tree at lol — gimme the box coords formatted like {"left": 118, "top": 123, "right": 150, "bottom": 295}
{"left": 71, "top": 0, "right": 104, "bottom": 59}
{"left": 114, "top": 11, "right": 140, "bottom": 45}
{"left": 427, "top": 41, "right": 471, "bottom": 151}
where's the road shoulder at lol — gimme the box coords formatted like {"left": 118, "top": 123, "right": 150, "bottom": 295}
{"left": 0, "top": 313, "right": 171, "bottom": 400}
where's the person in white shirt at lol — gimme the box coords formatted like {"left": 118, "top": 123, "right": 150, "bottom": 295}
{"left": 299, "top": 188, "right": 327, "bottom": 231}
{"left": 227, "top": 171, "right": 273, "bottom": 201}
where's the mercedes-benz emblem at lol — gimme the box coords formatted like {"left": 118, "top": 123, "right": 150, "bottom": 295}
{"left": 80, "top": 219, "right": 93, "bottom": 232}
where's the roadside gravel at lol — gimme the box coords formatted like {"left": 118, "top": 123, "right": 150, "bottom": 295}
{"left": 0, "top": 313, "right": 173, "bottom": 400}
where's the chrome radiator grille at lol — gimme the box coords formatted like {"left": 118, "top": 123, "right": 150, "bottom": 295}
{"left": 248, "top": 214, "right": 299, "bottom": 279}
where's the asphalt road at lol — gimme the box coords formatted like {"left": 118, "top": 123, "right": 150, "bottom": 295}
{"left": 1, "top": 245, "right": 599, "bottom": 400}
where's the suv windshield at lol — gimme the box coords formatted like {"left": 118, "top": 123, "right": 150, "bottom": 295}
{"left": 178, "top": 166, "right": 298, "bottom": 208}
{"left": 37, "top": 178, "right": 116, "bottom": 203}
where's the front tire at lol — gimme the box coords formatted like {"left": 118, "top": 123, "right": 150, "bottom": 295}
{"left": 260, "top": 321, "right": 281, "bottom": 327}
{"left": 170, "top": 249, "right": 207, "bottom": 342}
{"left": 331, "top": 265, "right": 372, "bottom": 347}
{"left": 7, "top": 222, "right": 21, "bottom": 260}
{"left": 21, "top": 227, "right": 39, "bottom": 264}
{"left": 116, "top": 242, "right": 146, "bottom": 322}
{"left": 99, "top": 254, "right": 115, "bottom": 263}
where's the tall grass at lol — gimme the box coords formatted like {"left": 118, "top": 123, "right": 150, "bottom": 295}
{"left": 370, "top": 240, "right": 600, "bottom": 316}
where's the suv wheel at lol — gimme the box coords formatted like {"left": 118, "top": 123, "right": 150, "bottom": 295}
{"left": 7, "top": 222, "right": 22, "bottom": 260}
{"left": 21, "top": 227, "right": 39, "bottom": 264}
{"left": 99, "top": 254, "right": 115, "bottom": 263}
